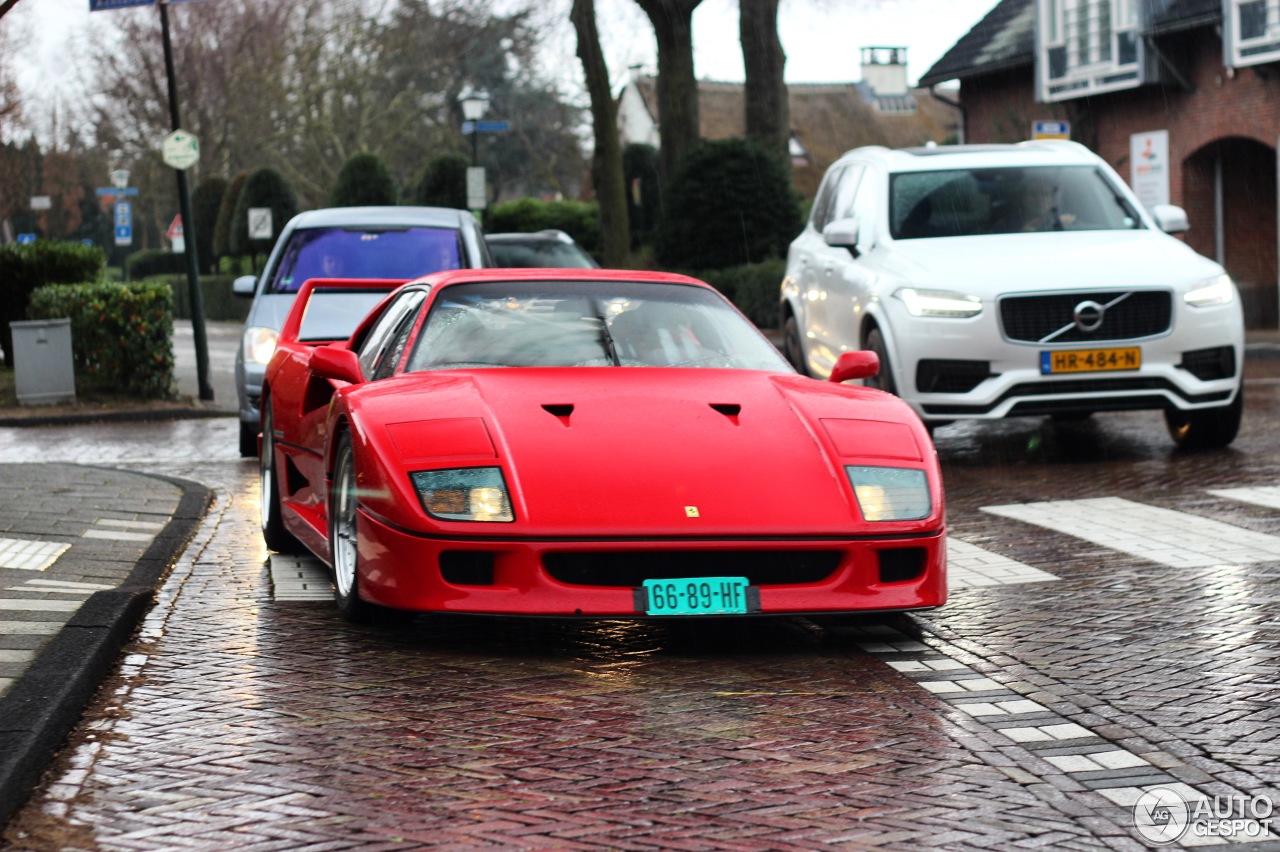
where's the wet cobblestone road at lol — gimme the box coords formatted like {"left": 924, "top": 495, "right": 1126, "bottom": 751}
{"left": 1, "top": 361, "right": 1279, "bottom": 850}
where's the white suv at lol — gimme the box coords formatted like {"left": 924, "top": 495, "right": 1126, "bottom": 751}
{"left": 780, "top": 141, "right": 1245, "bottom": 449}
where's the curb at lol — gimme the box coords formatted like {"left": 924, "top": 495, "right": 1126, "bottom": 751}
{"left": 0, "top": 408, "right": 234, "bottom": 429}
{"left": 0, "top": 470, "right": 212, "bottom": 828}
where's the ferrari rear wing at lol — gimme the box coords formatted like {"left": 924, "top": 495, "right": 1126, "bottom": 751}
{"left": 278, "top": 278, "right": 407, "bottom": 348}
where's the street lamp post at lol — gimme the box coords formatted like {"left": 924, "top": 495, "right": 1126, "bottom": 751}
{"left": 459, "top": 89, "right": 490, "bottom": 166}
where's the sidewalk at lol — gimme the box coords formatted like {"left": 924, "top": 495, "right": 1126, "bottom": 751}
{"left": 0, "top": 464, "right": 210, "bottom": 826}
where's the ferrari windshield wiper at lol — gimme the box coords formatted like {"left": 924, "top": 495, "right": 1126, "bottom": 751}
{"left": 592, "top": 301, "right": 621, "bottom": 366}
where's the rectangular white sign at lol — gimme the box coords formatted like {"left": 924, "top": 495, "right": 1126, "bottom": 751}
{"left": 1129, "top": 130, "right": 1170, "bottom": 211}
{"left": 248, "top": 207, "right": 273, "bottom": 240}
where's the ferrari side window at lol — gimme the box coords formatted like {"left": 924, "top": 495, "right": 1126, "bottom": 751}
{"left": 373, "top": 296, "right": 427, "bottom": 380}
{"left": 358, "top": 290, "right": 426, "bottom": 379}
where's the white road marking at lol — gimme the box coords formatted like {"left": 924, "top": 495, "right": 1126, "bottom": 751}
{"left": 946, "top": 537, "right": 1058, "bottom": 588}
{"left": 269, "top": 555, "right": 333, "bottom": 601}
{"left": 1209, "top": 485, "right": 1280, "bottom": 512}
{"left": 982, "top": 496, "right": 1280, "bottom": 567}
{"left": 0, "top": 537, "right": 70, "bottom": 571}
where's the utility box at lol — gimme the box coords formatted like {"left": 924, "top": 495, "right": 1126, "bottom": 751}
{"left": 10, "top": 318, "right": 75, "bottom": 406}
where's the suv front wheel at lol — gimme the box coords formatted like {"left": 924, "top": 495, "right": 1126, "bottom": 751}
{"left": 1165, "top": 390, "right": 1243, "bottom": 451}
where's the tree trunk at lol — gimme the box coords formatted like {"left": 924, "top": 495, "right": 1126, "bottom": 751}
{"left": 634, "top": 0, "right": 704, "bottom": 180}
{"left": 572, "top": 0, "right": 630, "bottom": 267}
{"left": 740, "top": 0, "right": 789, "bottom": 169}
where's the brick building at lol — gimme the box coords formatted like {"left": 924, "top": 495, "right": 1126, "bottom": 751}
{"left": 919, "top": 0, "right": 1280, "bottom": 328}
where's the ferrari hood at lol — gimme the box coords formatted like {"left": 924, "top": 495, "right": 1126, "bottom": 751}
{"left": 364, "top": 369, "right": 935, "bottom": 537}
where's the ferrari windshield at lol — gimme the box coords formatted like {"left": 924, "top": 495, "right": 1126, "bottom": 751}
{"left": 267, "top": 226, "right": 462, "bottom": 294}
{"left": 407, "top": 281, "right": 791, "bottom": 372}
{"left": 890, "top": 166, "right": 1143, "bottom": 239}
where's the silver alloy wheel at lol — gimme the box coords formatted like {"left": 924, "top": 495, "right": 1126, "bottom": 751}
{"left": 259, "top": 409, "right": 274, "bottom": 533}
{"left": 332, "top": 443, "right": 359, "bottom": 597}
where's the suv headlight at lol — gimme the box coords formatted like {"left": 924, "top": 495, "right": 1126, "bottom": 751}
{"left": 243, "top": 326, "right": 279, "bottom": 366}
{"left": 895, "top": 288, "right": 983, "bottom": 318}
{"left": 410, "top": 467, "right": 514, "bottom": 522}
{"left": 1184, "top": 274, "right": 1235, "bottom": 307}
{"left": 846, "top": 466, "right": 931, "bottom": 521}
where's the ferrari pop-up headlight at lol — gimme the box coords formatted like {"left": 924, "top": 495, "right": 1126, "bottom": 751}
{"left": 846, "top": 466, "right": 931, "bottom": 521}
{"left": 410, "top": 467, "right": 514, "bottom": 522}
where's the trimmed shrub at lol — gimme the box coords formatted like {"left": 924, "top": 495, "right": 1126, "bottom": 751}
{"left": 414, "top": 153, "right": 469, "bottom": 209}
{"left": 623, "top": 143, "right": 661, "bottom": 246}
{"left": 330, "top": 152, "right": 397, "bottom": 207}
{"left": 485, "top": 198, "right": 601, "bottom": 258}
{"left": 126, "top": 249, "right": 187, "bottom": 280}
{"left": 27, "top": 281, "right": 174, "bottom": 399}
{"left": 193, "top": 176, "right": 227, "bottom": 273}
{"left": 231, "top": 167, "right": 300, "bottom": 258}
{"left": 697, "top": 259, "right": 786, "bottom": 330}
{"left": 655, "top": 138, "right": 801, "bottom": 271}
{"left": 162, "top": 274, "right": 250, "bottom": 322}
{"left": 213, "top": 171, "right": 248, "bottom": 260}
{"left": 0, "top": 240, "right": 105, "bottom": 367}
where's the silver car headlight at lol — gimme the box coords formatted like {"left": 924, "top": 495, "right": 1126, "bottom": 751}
{"left": 1184, "top": 274, "right": 1235, "bottom": 307}
{"left": 243, "top": 326, "right": 280, "bottom": 366}
{"left": 846, "top": 465, "right": 931, "bottom": 521}
{"left": 895, "top": 287, "right": 982, "bottom": 318}
{"left": 410, "top": 467, "right": 514, "bottom": 522}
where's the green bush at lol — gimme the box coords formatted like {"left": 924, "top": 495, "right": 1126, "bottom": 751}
{"left": 232, "top": 167, "right": 300, "bottom": 258}
{"left": 414, "top": 153, "right": 469, "bottom": 209}
{"left": 485, "top": 198, "right": 601, "bottom": 258}
{"left": 160, "top": 274, "right": 250, "bottom": 322}
{"left": 655, "top": 138, "right": 801, "bottom": 271}
{"left": 623, "top": 143, "right": 662, "bottom": 246}
{"left": 696, "top": 259, "right": 786, "bottom": 330}
{"left": 0, "top": 240, "right": 105, "bottom": 367}
{"left": 27, "top": 281, "right": 174, "bottom": 399}
{"left": 331, "top": 152, "right": 397, "bottom": 207}
{"left": 193, "top": 176, "right": 227, "bottom": 273}
{"left": 126, "top": 249, "right": 187, "bottom": 280}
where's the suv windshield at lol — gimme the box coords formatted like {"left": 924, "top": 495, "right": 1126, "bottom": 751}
{"left": 266, "top": 226, "right": 462, "bottom": 293}
{"left": 890, "top": 166, "right": 1142, "bottom": 239}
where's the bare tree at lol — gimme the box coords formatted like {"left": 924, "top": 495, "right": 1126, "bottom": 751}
{"left": 740, "top": 0, "right": 788, "bottom": 167}
{"left": 572, "top": 0, "right": 628, "bottom": 266}
{"left": 632, "top": 0, "right": 704, "bottom": 180}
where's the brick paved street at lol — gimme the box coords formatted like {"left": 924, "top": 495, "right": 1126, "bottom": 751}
{"left": 0, "top": 356, "right": 1278, "bottom": 849}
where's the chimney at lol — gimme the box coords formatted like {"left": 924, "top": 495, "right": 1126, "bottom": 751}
{"left": 861, "top": 47, "right": 909, "bottom": 96}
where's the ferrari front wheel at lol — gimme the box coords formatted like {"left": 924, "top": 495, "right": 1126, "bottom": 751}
{"left": 260, "top": 399, "right": 302, "bottom": 554}
{"left": 329, "top": 433, "right": 377, "bottom": 623}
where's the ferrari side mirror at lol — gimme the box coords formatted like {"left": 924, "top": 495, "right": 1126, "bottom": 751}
{"left": 828, "top": 350, "right": 880, "bottom": 384}
{"left": 309, "top": 345, "right": 364, "bottom": 385}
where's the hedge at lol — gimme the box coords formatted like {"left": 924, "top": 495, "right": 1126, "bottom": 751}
{"left": 485, "top": 198, "right": 601, "bottom": 259}
{"left": 126, "top": 249, "right": 187, "bottom": 280}
{"left": 27, "top": 281, "right": 175, "bottom": 399}
{"left": 159, "top": 274, "right": 251, "bottom": 322}
{"left": 0, "top": 240, "right": 105, "bottom": 367}
{"left": 695, "top": 259, "right": 786, "bottom": 330}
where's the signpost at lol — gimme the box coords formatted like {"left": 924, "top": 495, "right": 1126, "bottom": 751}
{"left": 247, "top": 208, "right": 273, "bottom": 240}
{"left": 114, "top": 200, "right": 133, "bottom": 246}
{"left": 91, "top": 0, "right": 214, "bottom": 400}
{"left": 166, "top": 215, "right": 184, "bottom": 253}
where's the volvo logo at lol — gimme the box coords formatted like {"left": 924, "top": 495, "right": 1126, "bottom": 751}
{"left": 1073, "top": 300, "right": 1106, "bottom": 333}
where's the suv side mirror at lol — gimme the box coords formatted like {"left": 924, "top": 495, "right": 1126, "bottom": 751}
{"left": 309, "top": 345, "right": 364, "bottom": 385}
{"left": 828, "top": 350, "right": 880, "bottom": 384}
{"left": 233, "top": 275, "right": 257, "bottom": 297}
{"left": 822, "top": 217, "right": 860, "bottom": 249}
{"left": 1151, "top": 204, "right": 1189, "bottom": 234}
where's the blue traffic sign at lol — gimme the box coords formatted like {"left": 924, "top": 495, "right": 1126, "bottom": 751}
{"left": 114, "top": 199, "right": 133, "bottom": 246}
{"left": 90, "top": 0, "right": 202, "bottom": 9}
{"left": 17, "top": 233, "right": 36, "bottom": 245}
{"left": 96, "top": 187, "right": 139, "bottom": 197}
{"left": 462, "top": 120, "right": 511, "bottom": 135}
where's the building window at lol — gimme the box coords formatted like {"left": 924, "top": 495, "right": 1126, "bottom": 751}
{"left": 1225, "top": 0, "right": 1280, "bottom": 67}
{"left": 1037, "top": 0, "right": 1146, "bottom": 101}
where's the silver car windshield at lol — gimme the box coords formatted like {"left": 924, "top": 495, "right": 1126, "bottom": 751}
{"left": 890, "top": 166, "right": 1143, "bottom": 239}
{"left": 267, "top": 226, "right": 462, "bottom": 294}
{"left": 407, "top": 281, "right": 791, "bottom": 372}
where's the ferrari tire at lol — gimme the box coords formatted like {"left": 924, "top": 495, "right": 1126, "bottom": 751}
{"left": 863, "top": 327, "right": 897, "bottom": 396}
{"left": 259, "top": 400, "right": 303, "bottom": 554}
{"left": 1165, "top": 389, "right": 1243, "bottom": 451}
{"left": 783, "top": 314, "right": 808, "bottom": 376}
{"left": 330, "top": 433, "right": 377, "bottom": 623}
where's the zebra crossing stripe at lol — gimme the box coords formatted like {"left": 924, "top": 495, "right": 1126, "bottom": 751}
{"left": 946, "top": 538, "right": 1057, "bottom": 588}
{"left": 0, "top": 538, "right": 70, "bottom": 572}
{"left": 269, "top": 555, "right": 333, "bottom": 601}
{"left": 1208, "top": 486, "right": 1280, "bottom": 512}
{"left": 982, "top": 496, "right": 1280, "bottom": 568}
